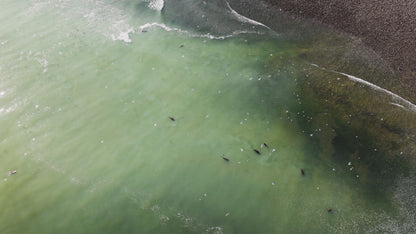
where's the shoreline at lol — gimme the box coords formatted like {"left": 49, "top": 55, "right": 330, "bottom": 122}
{"left": 227, "top": 0, "right": 416, "bottom": 166}
{"left": 228, "top": 0, "right": 416, "bottom": 102}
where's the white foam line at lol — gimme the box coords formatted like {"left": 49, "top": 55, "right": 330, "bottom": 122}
{"left": 390, "top": 102, "right": 406, "bottom": 109}
{"left": 139, "top": 22, "right": 264, "bottom": 40}
{"left": 198, "top": 30, "right": 265, "bottom": 40}
{"left": 310, "top": 63, "right": 416, "bottom": 112}
{"left": 139, "top": 22, "right": 183, "bottom": 33}
{"left": 225, "top": 1, "right": 272, "bottom": 30}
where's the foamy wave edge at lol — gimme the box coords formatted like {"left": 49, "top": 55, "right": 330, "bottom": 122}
{"left": 139, "top": 22, "right": 264, "bottom": 40}
{"left": 311, "top": 63, "right": 416, "bottom": 112}
{"left": 225, "top": 1, "right": 271, "bottom": 30}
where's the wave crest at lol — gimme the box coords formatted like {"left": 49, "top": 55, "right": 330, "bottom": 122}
{"left": 145, "top": 0, "right": 164, "bottom": 11}
{"left": 139, "top": 22, "right": 265, "bottom": 40}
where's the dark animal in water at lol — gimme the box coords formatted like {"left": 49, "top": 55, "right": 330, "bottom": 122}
{"left": 253, "top": 149, "right": 261, "bottom": 155}
{"left": 169, "top": 116, "right": 175, "bottom": 121}
{"left": 141, "top": 30, "right": 148, "bottom": 33}
{"left": 179, "top": 44, "right": 184, "bottom": 48}
{"left": 221, "top": 155, "right": 230, "bottom": 162}
{"left": 301, "top": 169, "right": 305, "bottom": 176}
{"left": 328, "top": 209, "right": 333, "bottom": 213}
{"left": 263, "top": 143, "right": 269, "bottom": 148}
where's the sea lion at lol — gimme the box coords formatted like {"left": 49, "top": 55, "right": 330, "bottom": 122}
{"left": 301, "top": 169, "right": 305, "bottom": 176}
{"left": 253, "top": 149, "right": 261, "bottom": 155}
{"left": 169, "top": 116, "right": 175, "bottom": 121}
{"left": 221, "top": 155, "right": 230, "bottom": 162}
{"left": 262, "top": 143, "right": 269, "bottom": 148}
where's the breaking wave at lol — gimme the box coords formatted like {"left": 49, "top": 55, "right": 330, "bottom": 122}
{"left": 138, "top": 22, "right": 265, "bottom": 40}
{"left": 145, "top": 0, "right": 164, "bottom": 11}
{"left": 310, "top": 63, "right": 416, "bottom": 112}
{"left": 225, "top": 1, "right": 271, "bottom": 30}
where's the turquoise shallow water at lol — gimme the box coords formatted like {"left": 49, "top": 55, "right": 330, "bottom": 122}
{"left": 1, "top": 0, "right": 415, "bottom": 233}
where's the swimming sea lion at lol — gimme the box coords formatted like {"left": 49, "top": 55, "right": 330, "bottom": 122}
{"left": 221, "top": 155, "right": 230, "bottom": 162}
{"left": 253, "top": 149, "right": 261, "bottom": 155}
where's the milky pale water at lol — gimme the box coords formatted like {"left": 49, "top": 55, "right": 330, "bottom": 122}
{"left": 0, "top": 0, "right": 414, "bottom": 233}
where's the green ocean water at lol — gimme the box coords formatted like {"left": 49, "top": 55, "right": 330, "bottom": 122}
{"left": 1, "top": 0, "right": 415, "bottom": 233}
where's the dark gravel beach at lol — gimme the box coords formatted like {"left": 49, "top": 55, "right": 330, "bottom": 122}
{"left": 229, "top": 0, "right": 416, "bottom": 102}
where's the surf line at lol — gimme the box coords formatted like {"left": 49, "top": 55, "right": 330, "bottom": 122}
{"left": 310, "top": 63, "right": 416, "bottom": 112}
{"left": 225, "top": 1, "right": 272, "bottom": 30}
{"left": 139, "top": 22, "right": 265, "bottom": 40}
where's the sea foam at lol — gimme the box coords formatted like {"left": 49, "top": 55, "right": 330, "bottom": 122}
{"left": 311, "top": 63, "right": 416, "bottom": 112}
{"left": 139, "top": 22, "right": 264, "bottom": 40}
{"left": 111, "top": 28, "right": 135, "bottom": 43}
{"left": 146, "top": 0, "right": 164, "bottom": 11}
{"left": 225, "top": 1, "right": 271, "bottom": 30}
